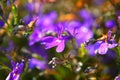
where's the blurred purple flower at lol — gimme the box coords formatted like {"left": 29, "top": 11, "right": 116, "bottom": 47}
{"left": 25, "top": 1, "right": 42, "bottom": 14}
{"left": 75, "top": 26, "right": 93, "bottom": 47}
{"left": 41, "top": 36, "right": 66, "bottom": 53}
{"left": 105, "top": 20, "right": 116, "bottom": 28}
{"left": 22, "top": 15, "right": 33, "bottom": 25}
{"left": 29, "top": 11, "right": 57, "bottom": 46}
{"left": 78, "top": 9, "right": 94, "bottom": 28}
{"left": 29, "top": 43, "right": 47, "bottom": 59}
{"left": 65, "top": 21, "right": 81, "bottom": 35}
{"left": 35, "top": 11, "right": 57, "bottom": 33}
{"left": 29, "top": 29, "right": 43, "bottom": 46}
{"left": 78, "top": 9, "right": 92, "bottom": 20}
{"left": 65, "top": 21, "right": 93, "bottom": 47}
{"left": 0, "top": 19, "right": 4, "bottom": 28}
{"left": 115, "top": 75, "right": 120, "bottom": 80}
{"left": 25, "top": 3, "right": 34, "bottom": 13}
{"left": 6, "top": 61, "right": 24, "bottom": 80}
{"left": 86, "top": 44, "right": 96, "bottom": 56}
{"left": 29, "top": 58, "right": 47, "bottom": 70}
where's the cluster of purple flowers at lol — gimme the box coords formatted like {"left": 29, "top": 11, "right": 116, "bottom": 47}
{"left": 0, "top": 0, "right": 120, "bottom": 79}
{"left": 28, "top": 9, "right": 94, "bottom": 53}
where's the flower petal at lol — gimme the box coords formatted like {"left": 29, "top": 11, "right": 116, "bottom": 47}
{"left": 56, "top": 40, "right": 65, "bottom": 53}
{"left": 98, "top": 43, "right": 108, "bottom": 55}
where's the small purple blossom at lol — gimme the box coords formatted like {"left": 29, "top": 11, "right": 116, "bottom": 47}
{"left": 29, "top": 58, "right": 47, "bottom": 70}
{"left": 6, "top": 61, "right": 24, "bottom": 80}
{"left": 78, "top": 9, "right": 92, "bottom": 20}
{"left": 115, "top": 75, "right": 120, "bottom": 80}
{"left": 105, "top": 20, "right": 116, "bottom": 28}
{"left": 94, "top": 31, "right": 117, "bottom": 55}
{"left": 0, "top": 19, "right": 4, "bottom": 28}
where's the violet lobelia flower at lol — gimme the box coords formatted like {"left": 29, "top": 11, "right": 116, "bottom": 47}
{"left": 94, "top": 31, "right": 118, "bottom": 55}
{"left": 115, "top": 75, "right": 120, "bottom": 80}
{"left": 41, "top": 24, "right": 72, "bottom": 53}
{"left": 6, "top": 61, "right": 24, "bottom": 80}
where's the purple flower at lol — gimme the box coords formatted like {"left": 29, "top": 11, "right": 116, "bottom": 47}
{"left": 86, "top": 44, "right": 97, "bottom": 56}
{"left": 65, "top": 21, "right": 81, "bottom": 35}
{"left": 75, "top": 26, "right": 93, "bottom": 47}
{"left": 41, "top": 24, "right": 72, "bottom": 53}
{"left": 35, "top": 11, "right": 57, "bottom": 33}
{"left": 25, "top": 3, "right": 34, "bottom": 13}
{"left": 29, "top": 11, "right": 57, "bottom": 46}
{"left": 105, "top": 20, "right": 116, "bottom": 28}
{"left": 78, "top": 9, "right": 92, "bottom": 20}
{"left": 93, "top": 31, "right": 117, "bottom": 55}
{"left": 41, "top": 36, "right": 65, "bottom": 52}
{"left": 0, "top": 19, "right": 4, "bottom": 28}
{"left": 6, "top": 61, "right": 24, "bottom": 80}
{"left": 65, "top": 21, "right": 93, "bottom": 47}
{"left": 29, "top": 58, "right": 47, "bottom": 70}
{"left": 78, "top": 9, "right": 94, "bottom": 28}
{"left": 115, "top": 75, "right": 120, "bottom": 80}
{"left": 97, "top": 42, "right": 108, "bottom": 55}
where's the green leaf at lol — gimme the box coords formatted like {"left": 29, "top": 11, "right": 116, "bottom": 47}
{"left": 12, "top": 4, "right": 18, "bottom": 25}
